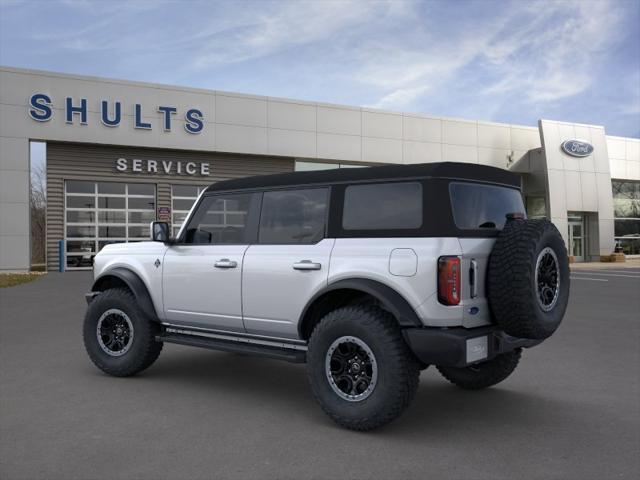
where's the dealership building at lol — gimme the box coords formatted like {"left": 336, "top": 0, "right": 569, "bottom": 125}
{"left": 1, "top": 66, "right": 639, "bottom": 272}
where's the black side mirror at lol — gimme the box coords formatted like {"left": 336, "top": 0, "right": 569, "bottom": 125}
{"left": 151, "top": 221, "right": 170, "bottom": 243}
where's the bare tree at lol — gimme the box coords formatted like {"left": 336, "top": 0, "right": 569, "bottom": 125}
{"left": 30, "top": 163, "right": 46, "bottom": 269}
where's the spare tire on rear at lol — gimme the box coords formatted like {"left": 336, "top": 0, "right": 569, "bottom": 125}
{"left": 488, "top": 218, "right": 570, "bottom": 340}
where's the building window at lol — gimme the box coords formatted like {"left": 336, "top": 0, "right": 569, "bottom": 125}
{"left": 64, "top": 181, "right": 156, "bottom": 269}
{"left": 526, "top": 196, "right": 547, "bottom": 219}
{"left": 612, "top": 180, "right": 640, "bottom": 255}
{"left": 171, "top": 185, "right": 208, "bottom": 236}
{"left": 295, "top": 161, "right": 366, "bottom": 171}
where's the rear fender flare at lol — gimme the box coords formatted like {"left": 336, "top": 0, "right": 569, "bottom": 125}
{"left": 298, "top": 278, "right": 422, "bottom": 338}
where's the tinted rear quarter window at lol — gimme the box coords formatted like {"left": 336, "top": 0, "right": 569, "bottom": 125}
{"left": 450, "top": 182, "right": 525, "bottom": 230}
{"left": 342, "top": 182, "right": 422, "bottom": 230}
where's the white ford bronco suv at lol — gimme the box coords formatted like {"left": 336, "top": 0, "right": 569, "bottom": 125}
{"left": 84, "top": 162, "right": 569, "bottom": 430}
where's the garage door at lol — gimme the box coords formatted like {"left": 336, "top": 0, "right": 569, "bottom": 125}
{"left": 64, "top": 180, "right": 156, "bottom": 270}
{"left": 171, "top": 185, "right": 209, "bottom": 236}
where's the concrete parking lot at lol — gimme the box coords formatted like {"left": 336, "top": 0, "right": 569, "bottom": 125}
{"left": 1, "top": 269, "right": 639, "bottom": 480}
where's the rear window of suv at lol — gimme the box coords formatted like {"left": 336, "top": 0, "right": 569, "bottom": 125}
{"left": 343, "top": 182, "right": 422, "bottom": 230}
{"left": 450, "top": 182, "right": 525, "bottom": 230}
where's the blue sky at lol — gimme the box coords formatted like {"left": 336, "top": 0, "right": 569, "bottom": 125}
{"left": 1, "top": 0, "right": 639, "bottom": 137}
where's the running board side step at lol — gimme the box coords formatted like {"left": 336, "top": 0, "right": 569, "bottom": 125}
{"left": 156, "top": 332, "right": 307, "bottom": 363}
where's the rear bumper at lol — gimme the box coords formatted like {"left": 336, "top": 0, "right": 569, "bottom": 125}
{"left": 402, "top": 325, "right": 542, "bottom": 368}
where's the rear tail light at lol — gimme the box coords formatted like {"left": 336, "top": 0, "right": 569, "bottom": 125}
{"left": 438, "top": 256, "right": 461, "bottom": 306}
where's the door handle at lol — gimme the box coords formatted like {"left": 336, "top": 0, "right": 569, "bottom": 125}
{"left": 469, "top": 259, "right": 478, "bottom": 298}
{"left": 293, "top": 260, "right": 321, "bottom": 271}
{"left": 214, "top": 258, "right": 237, "bottom": 269}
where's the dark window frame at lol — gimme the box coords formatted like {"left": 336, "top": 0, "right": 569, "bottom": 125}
{"left": 176, "top": 177, "right": 525, "bottom": 242}
{"left": 328, "top": 178, "right": 525, "bottom": 238}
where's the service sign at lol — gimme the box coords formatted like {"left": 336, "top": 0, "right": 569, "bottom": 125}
{"left": 561, "top": 139, "right": 594, "bottom": 157}
{"left": 115, "top": 157, "right": 210, "bottom": 176}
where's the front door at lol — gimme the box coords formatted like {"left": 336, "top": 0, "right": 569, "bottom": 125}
{"left": 162, "top": 192, "right": 260, "bottom": 332}
{"left": 242, "top": 187, "right": 331, "bottom": 340}
{"left": 568, "top": 214, "right": 584, "bottom": 262}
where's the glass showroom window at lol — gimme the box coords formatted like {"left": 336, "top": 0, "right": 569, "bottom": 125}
{"left": 171, "top": 185, "right": 208, "bottom": 236}
{"left": 526, "top": 196, "right": 547, "bottom": 219}
{"left": 65, "top": 181, "right": 156, "bottom": 270}
{"left": 295, "top": 161, "right": 366, "bottom": 171}
{"left": 612, "top": 180, "right": 640, "bottom": 256}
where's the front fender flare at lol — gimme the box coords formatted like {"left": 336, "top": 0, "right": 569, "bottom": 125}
{"left": 91, "top": 267, "right": 159, "bottom": 322}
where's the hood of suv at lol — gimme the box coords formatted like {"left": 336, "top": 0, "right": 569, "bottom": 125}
{"left": 98, "top": 241, "right": 168, "bottom": 255}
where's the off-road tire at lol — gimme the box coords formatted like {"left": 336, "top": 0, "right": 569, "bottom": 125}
{"left": 307, "top": 305, "right": 420, "bottom": 431}
{"left": 437, "top": 349, "right": 522, "bottom": 390}
{"left": 488, "top": 218, "right": 569, "bottom": 339}
{"left": 83, "top": 287, "right": 163, "bottom": 377}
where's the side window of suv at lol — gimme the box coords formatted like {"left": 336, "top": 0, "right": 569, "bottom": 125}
{"left": 259, "top": 188, "right": 328, "bottom": 244}
{"left": 182, "top": 193, "right": 256, "bottom": 244}
{"left": 343, "top": 182, "right": 422, "bottom": 230}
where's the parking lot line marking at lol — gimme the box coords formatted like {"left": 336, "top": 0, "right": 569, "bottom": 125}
{"left": 570, "top": 277, "right": 608, "bottom": 282}
{"left": 570, "top": 272, "right": 640, "bottom": 279}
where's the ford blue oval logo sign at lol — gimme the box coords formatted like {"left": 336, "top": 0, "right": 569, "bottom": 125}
{"left": 561, "top": 139, "right": 594, "bottom": 157}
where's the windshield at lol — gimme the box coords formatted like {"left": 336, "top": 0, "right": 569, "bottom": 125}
{"left": 449, "top": 182, "right": 525, "bottom": 230}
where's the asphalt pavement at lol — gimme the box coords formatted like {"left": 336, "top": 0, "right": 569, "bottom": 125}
{"left": 1, "top": 269, "right": 639, "bottom": 480}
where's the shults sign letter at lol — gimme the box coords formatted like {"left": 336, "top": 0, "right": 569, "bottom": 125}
{"left": 28, "top": 93, "right": 204, "bottom": 134}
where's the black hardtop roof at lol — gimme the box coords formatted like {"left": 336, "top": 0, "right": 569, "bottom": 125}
{"left": 205, "top": 162, "right": 520, "bottom": 193}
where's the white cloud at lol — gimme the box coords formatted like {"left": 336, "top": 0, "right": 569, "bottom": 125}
{"left": 191, "top": 0, "right": 401, "bottom": 69}
{"left": 1, "top": 0, "right": 635, "bottom": 135}
{"left": 482, "top": 0, "right": 622, "bottom": 103}
{"left": 352, "top": 0, "right": 624, "bottom": 111}
{"left": 371, "top": 85, "right": 430, "bottom": 109}
{"left": 357, "top": 35, "right": 495, "bottom": 110}
{"left": 615, "top": 71, "right": 640, "bottom": 115}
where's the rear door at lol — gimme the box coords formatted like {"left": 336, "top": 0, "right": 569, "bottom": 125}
{"left": 449, "top": 182, "right": 526, "bottom": 328}
{"left": 242, "top": 187, "right": 332, "bottom": 340}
